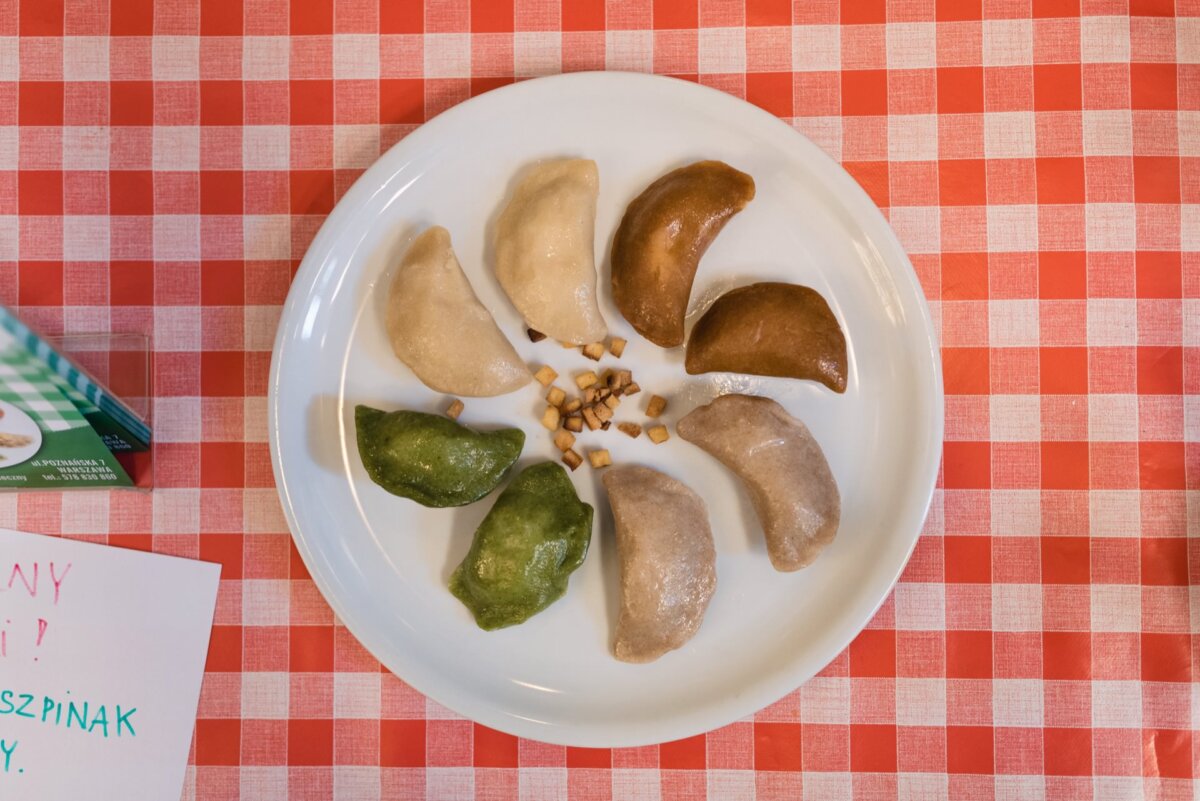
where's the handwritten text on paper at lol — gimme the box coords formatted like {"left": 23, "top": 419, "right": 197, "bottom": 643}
{"left": 0, "top": 529, "right": 219, "bottom": 800}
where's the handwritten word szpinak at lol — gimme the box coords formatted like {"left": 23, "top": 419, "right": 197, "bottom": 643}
{"left": 0, "top": 690, "right": 135, "bottom": 739}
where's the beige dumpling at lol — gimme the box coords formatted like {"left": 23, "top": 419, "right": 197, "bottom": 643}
{"left": 677, "top": 394, "right": 840, "bottom": 571}
{"left": 386, "top": 227, "right": 531, "bottom": 397}
{"left": 603, "top": 466, "right": 716, "bottom": 663}
{"left": 494, "top": 159, "right": 607, "bottom": 345}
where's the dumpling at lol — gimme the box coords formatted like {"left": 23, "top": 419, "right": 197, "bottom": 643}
{"left": 603, "top": 465, "right": 716, "bottom": 663}
{"left": 450, "top": 462, "right": 594, "bottom": 629}
{"left": 610, "top": 161, "right": 755, "bottom": 347}
{"left": 494, "top": 159, "right": 607, "bottom": 345}
{"left": 685, "top": 282, "right": 848, "bottom": 393}
{"left": 387, "top": 226, "right": 531, "bottom": 396}
{"left": 676, "top": 394, "right": 840, "bottom": 571}
{"left": 354, "top": 406, "right": 524, "bottom": 507}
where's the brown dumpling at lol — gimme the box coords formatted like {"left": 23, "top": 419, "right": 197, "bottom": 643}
{"left": 677, "top": 394, "right": 840, "bottom": 571}
{"left": 610, "top": 161, "right": 755, "bottom": 348}
{"left": 685, "top": 282, "right": 847, "bottom": 393}
{"left": 603, "top": 465, "right": 716, "bottom": 663}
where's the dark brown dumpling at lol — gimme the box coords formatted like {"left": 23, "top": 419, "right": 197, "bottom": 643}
{"left": 610, "top": 161, "right": 755, "bottom": 348}
{"left": 684, "top": 282, "right": 848, "bottom": 393}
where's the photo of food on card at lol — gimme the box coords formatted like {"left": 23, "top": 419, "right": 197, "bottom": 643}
{"left": 0, "top": 325, "right": 134, "bottom": 489}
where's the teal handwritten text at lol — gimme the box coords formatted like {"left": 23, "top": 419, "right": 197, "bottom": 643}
{"left": 0, "top": 739, "right": 15, "bottom": 773}
{"left": 0, "top": 690, "right": 136, "bottom": 739}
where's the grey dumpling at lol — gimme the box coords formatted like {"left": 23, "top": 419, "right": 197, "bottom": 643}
{"left": 603, "top": 465, "right": 716, "bottom": 663}
{"left": 676, "top": 394, "right": 840, "bottom": 571}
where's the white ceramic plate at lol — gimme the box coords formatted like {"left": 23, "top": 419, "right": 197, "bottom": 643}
{"left": 269, "top": 72, "right": 942, "bottom": 747}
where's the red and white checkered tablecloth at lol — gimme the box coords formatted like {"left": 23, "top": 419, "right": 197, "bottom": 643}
{"left": 6, "top": 0, "right": 1197, "bottom": 798}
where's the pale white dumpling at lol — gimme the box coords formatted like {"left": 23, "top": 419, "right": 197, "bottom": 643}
{"left": 386, "top": 227, "right": 531, "bottom": 397}
{"left": 494, "top": 159, "right": 608, "bottom": 345}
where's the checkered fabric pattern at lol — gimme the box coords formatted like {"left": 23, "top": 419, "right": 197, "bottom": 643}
{"left": 0, "top": 347, "right": 89, "bottom": 431}
{"left": 5, "top": 0, "right": 1197, "bottom": 798}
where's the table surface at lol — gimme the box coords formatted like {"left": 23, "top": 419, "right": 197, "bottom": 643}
{"left": 6, "top": 0, "right": 1198, "bottom": 799}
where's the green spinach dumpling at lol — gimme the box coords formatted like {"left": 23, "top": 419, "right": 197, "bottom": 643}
{"left": 450, "top": 462, "right": 593, "bottom": 629}
{"left": 355, "top": 405, "right": 524, "bottom": 507}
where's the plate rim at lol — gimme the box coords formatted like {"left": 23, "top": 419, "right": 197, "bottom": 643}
{"left": 268, "top": 70, "right": 945, "bottom": 747}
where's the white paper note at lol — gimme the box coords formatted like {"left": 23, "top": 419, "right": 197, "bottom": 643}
{"left": 0, "top": 527, "right": 221, "bottom": 801}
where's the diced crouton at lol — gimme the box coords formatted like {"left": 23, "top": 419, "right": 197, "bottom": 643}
{"left": 647, "top": 425, "right": 670, "bottom": 444}
{"left": 623, "top": 382, "right": 641, "bottom": 396}
{"left": 617, "top": 422, "right": 642, "bottom": 438}
{"left": 609, "top": 337, "right": 627, "bottom": 358}
{"left": 593, "top": 403, "right": 614, "bottom": 422}
{"left": 527, "top": 328, "right": 546, "bottom": 343}
{"left": 541, "top": 405, "right": 561, "bottom": 430}
{"left": 562, "top": 449, "right": 583, "bottom": 471}
{"left": 583, "top": 387, "right": 598, "bottom": 404}
{"left": 645, "top": 394, "right": 667, "bottom": 418}
{"left": 553, "top": 429, "right": 576, "bottom": 452}
{"left": 575, "top": 371, "right": 599, "bottom": 389}
{"left": 582, "top": 342, "right": 605, "bottom": 361}
{"left": 564, "top": 415, "right": 584, "bottom": 432}
{"left": 588, "top": 449, "right": 612, "bottom": 469}
{"left": 603, "top": 394, "right": 621, "bottom": 410}
{"left": 445, "top": 399, "right": 464, "bottom": 420}
{"left": 563, "top": 398, "right": 582, "bottom": 413}
{"left": 546, "top": 386, "right": 566, "bottom": 407}
{"left": 534, "top": 365, "right": 558, "bottom": 387}
{"left": 582, "top": 407, "right": 602, "bottom": 431}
